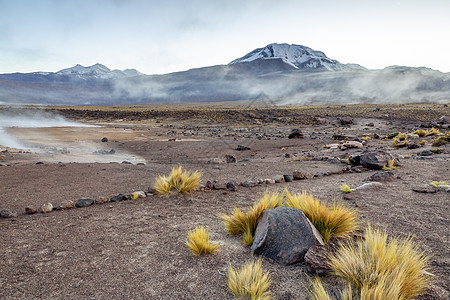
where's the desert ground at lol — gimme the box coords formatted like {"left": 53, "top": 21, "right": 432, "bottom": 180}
{"left": 0, "top": 103, "right": 449, "bottom": 299}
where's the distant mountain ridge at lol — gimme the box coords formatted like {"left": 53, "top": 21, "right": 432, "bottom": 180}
{"left": 0, "top": 43, "right": 449, "bottom": 105}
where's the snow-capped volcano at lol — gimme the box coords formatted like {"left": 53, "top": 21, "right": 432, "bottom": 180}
{"left": 56, "top": 63, "right": 142, "bottom": 79}
{"left": 230, "top": 43, "right": 348, "bottom": 71}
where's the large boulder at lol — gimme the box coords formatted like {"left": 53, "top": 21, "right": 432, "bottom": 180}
{"left": 350, "top": 150, "right": 393, "bottom": 170}
{"left": 251, "top": 207, "right": 324, "bottom": 265}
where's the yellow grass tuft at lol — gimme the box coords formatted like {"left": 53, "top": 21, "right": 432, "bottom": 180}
{"left": 154, "top": 166, "right": 202, "bottom": 195}
{"left": 227, "top": 257, "right": 271, "bottom": 300}
{"left": 392, "top": 137, "right": 408, "bottom": 148}
{"left": 431, "top": 132, "right": 450, "bottom": 147}
{"left": 219, "top": 190, "right": 285, "bottom": 246}
{"left": 413, "top": 129, "right": 428, "bottom": 137}
{"left": 186, "top": 226, "right": 219, "bottom": 255}
{"left": 426, "top": 127, "right": 440, "bottom": 136}
{"left": 340, "top": 184, "right": 352, "bottom": 194}
{"left": 328, "top": 225, "right": 431, "bottom": 299}
{"left": 382, "top": 159, "right": 398, "bottom": 171}
{"left": 419, "top": 139, "right": 427, "bottom": 146}
{"left": 361, "top": 136, "right": 371, "bottom": 141}
{"left": 429, "top": 181, "right": 449, "bottom": 188}
{"left": 284, "top": 190, "right": 358, "bottom": 243}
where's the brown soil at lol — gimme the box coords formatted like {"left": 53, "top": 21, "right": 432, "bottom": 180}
{"left": 0, "top": 104, "right": 449, "bottom": 299}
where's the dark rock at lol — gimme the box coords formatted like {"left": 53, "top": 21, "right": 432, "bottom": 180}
{"left": 251, "top": 207, "right": 324, "bottom": 265}
{"left": 121, "top": 161, "right": 133, "bottom": 164}
{"left": 304, "top": 245, "right": 332, "bottom": 275}
{"left": 236, "top": 145, "right": 251, "bottom": 151}
{"left": 75, "top": 198, "right": 95, "bottom": 208}
{"left": 213, "top": 181, "right": 227, "bottom": 190}
{"left": 41, "top": 202, "right": 53, "bottom": 213}
{"left": 101, "top": 137, "right": 108, "bottom": 142}
{"left": 35, "top": 162, "right": 44, "bottom": 165}
{"left": 339, "top": 117, "right": 353, "bottom": 125}
{"left": 225, "top": 155, "right": 236, "bottom": 163}
{"left": 147, "top": 187, "right": 157, "bottom": 195}
{"left": 419, "top": 150, "right": 432, "bottom": 156}
{"left": 293, "top": 171, "right": 308, "bottom": 180}
{"left": 373, "top": 107, "right": 380, "bottom": 111}
{"left": 283, "top": 175, "right": 293, "bottom": 182}
{"left": 366, "top": 122, "right": 374, "bottom": 127}
{"left": 407, "top": 143, "right": 420, "bottom": 149}
{"left": 25, "top": 206, "right": 37, "bottom": 214}
{"left": 373, "top": 133, "right": 380, "bottom": 139}
{"left": 226, "top": 181, "right": 238, "bottom": 191}
{"left": 110, "top": 194, "right": 128, "bottom": 202}
{"left": 1, "top": 209, "right": 18, "bottom": 218}
{"left": 241, "top": 179, "right": 258, "bottom": 187}
{"left": 288, "top": 128, "right": 303, "bottom": 139}
{"left": 370, "top": 172, "right": 395, "bottom": 182}
{"left": 412, "top": 187, "right": 438, "bottom": 194}
{"left": 284, "top": 153, "right": 291, "bottom": 158}
{"left": 356, "top": 150, "right": 394, "bottom": 170}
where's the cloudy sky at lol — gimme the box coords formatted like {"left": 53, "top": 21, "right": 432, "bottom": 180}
{"left": 1, "top": 0, "right": 449, "bottom": 74}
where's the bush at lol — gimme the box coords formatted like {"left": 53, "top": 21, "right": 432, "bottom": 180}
{"left": 154, "top": 166, "right": 201, "bottom": 195}
{"left": 219, "top": 191, "right": 284, "bottom": 246}
{"left": 227, "top": 257, "right": 271, "bottom": 300}
{"left": 326, "top": 226, "right": 431, "bottom": 299}
{"left": 431, "top": 132, "right": 449, "bottom": 147}
{"left": 392, "top": 137, "right": 408, "bottom": 148}
{"left": 284, "top": 190, "right": 358, "bottom": 243}
{"left": 186, "top": 226, "right": 219, "bottom": 255}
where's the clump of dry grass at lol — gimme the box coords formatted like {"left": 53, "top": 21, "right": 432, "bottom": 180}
{"left": 186, "top": 226, "right": 219, "bottom": 255}
{"left": 382, "top": 159, "right": 398, "bottom": 171}
{"left": 284, "top": 190, "right": 359, "bottom": 243}
{"left": 340, "top": 184, "right": 352, "bottom": 193}
{"left": 227, "top": 257, "right": 271, "bottom": 300}
{"left": 392, "top": 137, "right": 408, "bottom": 148}
{"left": 154, "top": 166, "right": 202, "bottom": 195}
{"left": 327, "top": 226, "right": 431, "bottom": 299}
{"left": 413, "top": 129, "right": 428, "bottom": 137}
{"left": 219, "top": 191, "right": 284, "bottom": 246}
{"left": 431, "top": 132, "right": 449, "bottom": 147}
{"left": 429, "top": 181, "right": 449, "bottom": 188}
{"left": 426, "top": 127, "right": 440, "bottom": 136}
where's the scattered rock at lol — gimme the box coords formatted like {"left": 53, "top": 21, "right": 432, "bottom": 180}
{"left": 265, "top": 179, "right": 276, "bottom": 184}
{"left": 293, "top": 171, "right": 308, "bottom": 180}
{"left": 1, "top": 209, "right": 18, "bottom": 218}
{"left": 110, "top": 194, "right": 128, "bottom": 202}
{"left": 324, "top": 143, "right": 340, "bottom": 149}
{"left": 342, "top": 141, "right": 363, "bottom": 149}
{"left": 332, "top": 134, "right": 350, "bottom": 140}
{"left": 419, "top": 150, "right": 433, "bottom": 157}
{"left": 226, "top": 181, "right": 238, "bottom": 191}
{"left": 241, "top": 179, "right": 258, "bottom": 187}
{"left": 35, "top": 162, "right": 44, "bottom": 165}
{"left": 339, "top": 117, "right": 353, "bottom": 125}
{"left": 407, "top": 143, "right": 420, "bottom": 149}
{"left": 101, "top": 137, "right": 108, "bottom": 142}
{"left": 288, "top": 128, "right": 303, "bottom": 139}
{"left": 225, "top": 155, "right": 236, "bottom": 163}
{"left": 147, "top": 187, "right": 157, "bottom": 195}
{"left": 121, "top": 161, "right": 133, "bottom": 164}
{"left": 283, "top": 175, "right": 293, "bottom": 182}
{"left": 351, "top": 150, "right": 394, "bottom": 170}
{"left": 96, "top": 196, "right": 110, "bottom": 204}
{"left": 272, "top": 175, "right": 285, "bottom": 183}
{"left": 366, "top": 122, "right": 374, "bottom": 127}
{"left": 353, "top": 182, "right": 383, "bottom": 191}
{"left": 58, "top": 200, "right": 74, "bottom": 210}
{"left": 412, "top": 187, "right": 438, "bottom": 194}
{"left": 236, "top": 145, "right": 251, "bottom": 151}
{"left": 370, "top": 172, "right": 395, "bottom": 182}
{"left": 25, "top": 206, "right": 37, "bottom": 214}
{"left": 251, "top": 207, "right": 324, "bottom": 265}
{"left": 304, "top": 245, "right": 332, "bottom": 275}
{"left": 213, "top": 181, "right": 227, "bottom": 190}
{"left": 41, "top": 202, "right": 53, "bottom": 213}
{"left": 207, "top": 158, "right": 226, "bottom": 164}
{"left": 93, "top": 149, "right": 115, "bottom": 155}
{"left": 75, "top": 198, "right": 95, "bottom": 208}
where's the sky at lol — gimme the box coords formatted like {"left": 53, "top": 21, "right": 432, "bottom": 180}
{"left": 1, "top": 0, "right": 450, "bottom": 75}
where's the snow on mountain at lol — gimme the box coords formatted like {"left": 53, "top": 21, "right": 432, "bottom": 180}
{"left": 56, "top": 63, "right": 142, "bottom": 79}
{"left": 230, "top": 43, "right": 348, "bottom": 71}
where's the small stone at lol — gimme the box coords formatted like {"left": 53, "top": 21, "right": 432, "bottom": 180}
{"left": 353, "top": 182, "right": 383, "bottom": 191}
{"left": 304, "top": 245, "right": 333, "bottom": 275}
{"left": 339, "top": 117, "right": 353, "bottom": 125}
{"left": 96, "top": 196, "right": 110, "bottom": 204}
{"left": 75, "top": 198, "right": 95, "bottom": 208}
{"left": 58, "top": 200, "right": 74, "bottom": 210}
{"left": 265, "top": 179, "right": 276, "bottom": 184}
{"left": 110, "top": 194, "right": 128, "bottom": 202}
{"left": 147, "top": 187, "right": 157, "bottom": 195}
{"left": 41, "top": 202, "right": 53, "bottom": 213}
{"left": 1, "top": 209, "right": 18, "bottom": 218}
{"left": 407, "top": 143, "right": 420, "bottom": 149}
{"left": 236, "top": 145, "right": 251, "bottom": 151}
{"left": 272, "top": 175, "right": 285, "bottom": 183}
{"left": 412, "top": 187, "right": 438, "bottom": 194}
{"left": 293, "top": 171, "right": 308, "bottom": 180}
{"left": 366, "top": 122, "right": 374, "bottom": 127}
{"left": 131, "top": 191, "right": 146, "bottom": 199}
{"left": 283, "top": 175, "right": 293, "bottom": 182}
{"left": 226, "top": 181, "right": 238, "bottom": 191}
{"left": 288, "top": 128, "right": 303, "bottom": 139}
{"left": 342, "top": 141, "right": 363, "bottom": 149}
{"left": 241, "top": 179, "right": 258, "bottom": 187}
{"left": 225, "top": 155, "right": 236, "bottom": 163}
{"left": 213, "top": 181, "right": 227, "bottom": 190}
{"left": 204, "top": 181, "right": 213, "bottom": 189}
{"left": 370, "top": 172, "right": 395, "bottom": 182}
{"left": 35, "top": 162, "right": 44, "bottom": 165}
{"left": 25, "top": 206, "right": 37, "bottom": 214}
{"left": 419, "top": 150, "right": 432, "bottom": 156}
{"left": 121, "top": 161, "right": 133, "bottom": 164}
{"left": 101, "top": 137, "right": 108, "bottom": 142}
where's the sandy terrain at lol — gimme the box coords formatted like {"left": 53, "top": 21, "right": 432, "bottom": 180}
{"left": 0, "top": 104, "right": 449, "bottom": 299}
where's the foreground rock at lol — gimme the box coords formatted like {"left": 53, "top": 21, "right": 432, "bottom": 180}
{"left": 75, "top": 198, "right": 95, "bottom": 208}
{"left": 251, "top": 207, "right": 324, "bottom": 265}
{"left": 1, "top": 209, "right": 18, "bottom": 218}
{"left": 349, "top": 150, "right": 394, "bottom": 170}
{"left": 288, "top": 128, "right": 303, "bottom": 139}
{"left": 41, "top": 202, "right": 53, "bottom": 213}
{"left": 304, "top": 245, "right": 332, "bottom": 275}
{"left": 58, "top": 200, "right": 74, "bottom": 210}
